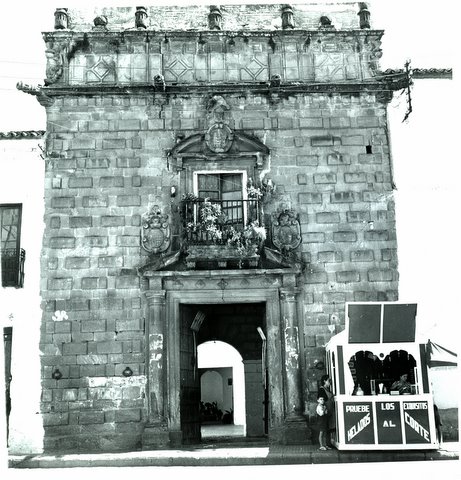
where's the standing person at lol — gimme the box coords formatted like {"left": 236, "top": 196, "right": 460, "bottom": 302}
{"left": 316, "top": 396, "right": 329, "bottom": 450}
{"left": 318, "top": 374, "right": 336, "bottom": 447}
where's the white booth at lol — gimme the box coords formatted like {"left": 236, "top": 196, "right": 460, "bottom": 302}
{"left": 325, "top": 302, "right": 438, "bottom": 450}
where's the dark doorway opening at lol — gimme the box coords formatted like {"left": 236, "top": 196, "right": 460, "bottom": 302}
{"left": 179, "top": 303, "right": 267, "bottom": 445}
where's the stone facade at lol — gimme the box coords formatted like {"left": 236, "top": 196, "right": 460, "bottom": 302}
{"left": 34, "top": 3, "right": 408, "bottom": 451}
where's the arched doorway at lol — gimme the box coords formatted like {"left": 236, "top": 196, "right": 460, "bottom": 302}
{"left": 198, "top": 340, "right": 246, "bottom": 439}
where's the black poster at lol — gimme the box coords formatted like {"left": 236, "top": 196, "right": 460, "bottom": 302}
{"left": 403, "top": 401, "right": 432, "bottom": 444}
{"left": 343, "top": 402, "right": 375, "bottom": 444}
{"left": 376, "top": 401, "right": 402, "bottom": 444}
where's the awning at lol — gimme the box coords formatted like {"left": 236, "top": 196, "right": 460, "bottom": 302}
{"left": 426, "top": 340, "right": 458, "bottom": 367}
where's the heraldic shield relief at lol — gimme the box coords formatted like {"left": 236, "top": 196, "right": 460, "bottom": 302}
{"left": 205, "top": 123, "right": 234, "bottom": 153}
{"left": 141, "top": 205, "right": 171, "bottom": 254}
{"left": 272, "top": 209, "right": 302, "bottom": 252}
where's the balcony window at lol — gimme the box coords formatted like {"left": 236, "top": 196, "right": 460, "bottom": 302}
{"left": 1, "top": 204, "right": 25, "bottom": 288}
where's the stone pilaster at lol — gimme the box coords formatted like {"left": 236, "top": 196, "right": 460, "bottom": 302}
{"left": 144, "top": 290, "right": 166, "bottom": 424}
{"left": 279, "top": 287, "right": 304, "bottom": 420}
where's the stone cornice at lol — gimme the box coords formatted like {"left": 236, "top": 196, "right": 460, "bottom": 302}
{"left": 383, "top": 67, "right": 453, "bottom": 80}
{"left": 39, "top": 75, "right": 409, "bottom": 96}
{"left": 43, "top": 28, "right": 385, "bottom": 39}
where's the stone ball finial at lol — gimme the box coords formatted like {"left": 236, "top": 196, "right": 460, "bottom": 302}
{"left": 208, "top": 5, "right": 223, "bottom": 30}
{"left": 54, "top": 8, "right": 69, "bottom": 30}
{"left": 358, "top": 2, "right": 371, "bottom": 29}
{"left": 135, "top": 6, "right": 148, "bottom": 29}
{"left": 93, "top": 15, "right": 108, "bottom": 28}
{"left": 281, "top": 4, "right": 295, "bottom": 29}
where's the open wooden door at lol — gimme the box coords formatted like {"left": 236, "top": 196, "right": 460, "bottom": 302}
{"left": 179, "top": 307, "right": 201, "bottom": 444}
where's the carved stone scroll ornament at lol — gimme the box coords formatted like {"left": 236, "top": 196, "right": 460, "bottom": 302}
{"left": 271, "top": 209, "right": 302, "bottom": 253}
{"left": 141, "top": 205, "right": 171, "bottom": 254}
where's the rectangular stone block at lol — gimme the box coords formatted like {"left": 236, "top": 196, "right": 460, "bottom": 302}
{"left": 80, "top": 365, "right": 106, "bottom": 377}
{"left": 111, "top": 408, "right": 141, "bottom": 423}
{"left": 100, "top": 176, "right": 124, "bottom": 188}
{"left": 81, "top": 320, "right": 107, "bottom": 333}
{"left": 90, "top": 298, "right": 124, "bottom": 310}
{"left": 48, "top": 277, "right": 73, "bottom": 290}
{"left": 299, "top": 117, "right": 323, "bottom": 128}
{"left": 364, "top": 230, "right": 389, "bottom": 241}
{"left": 333, "top": 231, "right": 357, "bottom": 242}
{"left": 69, "top": 216, "right": 93, "bottom": 228}
{"left": 117, "top": 157, "right": 141, "bottom": 168}
{"left": 98, "top": 256, "right": 123, "bottom": 268}
{"left": 304, "top": 271, "right": 328, "bottom": 284}
{"left": 62, "top": 342, "right": 88, "bottom": 355}
{"left": 311, "top": 135, "right": 340, "bottom": 147}
{"left": 50, "top": 217, "right": 61, "bottom": 229}
{"left": 86, "top": 158, "right": 110, "bottom": 169}
{"left": 118, "top": 120, "right": 141, "bottom": 130}
{"left": 330, "top": 192, "right": 358, "bottom": 203}
{"left": 350, "top": 249, "right": 374, "bottom": 262}
{"left": 299, "top": 192, "right": 322, "bottom": 204}
{"left": 68, "top": 177, "right": 93, "bottom": 188}
{"left": 344, "top": 172, "right": 367, "bottom": 183}
{"left": 357, "top": 116, "right": 380, "bottom": 127}
{"left": 329, "top": 117, "right": 351, "bottom": 128}
{"left": 102, "top": 138, "right": 126, "bottom": 149}
{"left": 115, "top": 318, "right": 142, "bottom": 331}
{"left": 314, "top": 173, "right": 336, "bottom": 184}
{"left": 49, "top": 237, "right": 76, "bottom": 249}
{"left": 359, "top": 153, "right": 383, "bottom": 164}
{"left": 368, "top": 269, "right": 394, "bottom": 282}
{"left": 302, "top": 232, "right": 325, "bottom": 243}
{"left": 87, "top": 120, "right": 109, "bottom": 131}
{"left": 336, "top": 271, "right": 360, "bottom": 283}
{"left": 297, "top": 174, "right": 308, "bottom": 185}
{"left": 82, "top": 196, "right": 109, "bottom": 208}
{"left": 117, "top": 195, "right": 141, "bottom": 207}
{"left": 101, "top": 216, "right": 125, "bottom": 227}
{"left": 347, "top": 211, "right": 371, "bottom": 223}
{"left": 65, "top": 257, "right": 90, "bottom": 269}
{"left": 77, "top": 354, "right": 108, "bottom": 364}
{"left": 322, "top": 292, "right": 346, "bottom": 304}
{"left": 69, "top": 137, "right": 96, "bottom": 150}
{"left": 316, "top": 212, "right": 340, "bottom": 224}
{"left": 296, "top": 155, "right": 319, "bottom": 166}
{"left": 318, "top": 251, "right": 342, "bottom": 263}
{"left": 116, "top": 236, "right": 140, "bottom": 247}
{"left": 81, "top": 277, "right": 108, "bottom": 290}
{"left": 115, "top": 276, "right": 141, "bottom": 289}
{"left": 342, "top": 135, "right": 364, "bottom": 146}
{"left": 83, "top": 236, "right": 109, "bottom": 247}
{"left": 67, "top": 298, "right": 90, "bottom": 311}
{"left": 96, "top": 341, "right": 123, "bottom": 354}
{"left": 381, "top": 248, "right": 397, "bottom": 262}
{"left": 51, "top": 197, "right": 75, "bottom": 208}
{"left": 78, "top": 411, "right": 105, "bottom": 425}
{"left": 327, "top": 153, "right": 350, "bottom": 165}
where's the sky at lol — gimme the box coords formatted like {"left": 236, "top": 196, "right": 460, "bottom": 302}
{"left": 0, "top": 0, "right": 459, "bottom": 350}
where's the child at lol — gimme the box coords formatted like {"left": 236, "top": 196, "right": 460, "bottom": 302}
{"left": 316, "top": 396, "right": 330, "bottom": 450}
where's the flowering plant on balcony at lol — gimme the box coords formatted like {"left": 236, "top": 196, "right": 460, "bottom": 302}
{"left": 183, "top": 196, "right": 227, "bottom": 243}
{"left": 227, "top": 221, "right": 266, "bottom": 256}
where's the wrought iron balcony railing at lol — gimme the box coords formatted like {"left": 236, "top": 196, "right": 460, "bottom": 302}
{"left": 182, "top": 198, "right": 262, "bottom": 245}
{"left": 1, "top": 248, "right": 25, "bottom": 288}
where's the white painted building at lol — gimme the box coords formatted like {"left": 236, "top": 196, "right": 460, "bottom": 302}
{"left": 1, "top": 131, "right": 45, "bottom": 453}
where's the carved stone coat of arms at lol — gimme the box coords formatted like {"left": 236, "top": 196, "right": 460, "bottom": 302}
{"left": 271, "top": 209, "right": 302, "bottom": 252}
{"left": 141, "top": 206, "right": 171, "bottom": 254}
